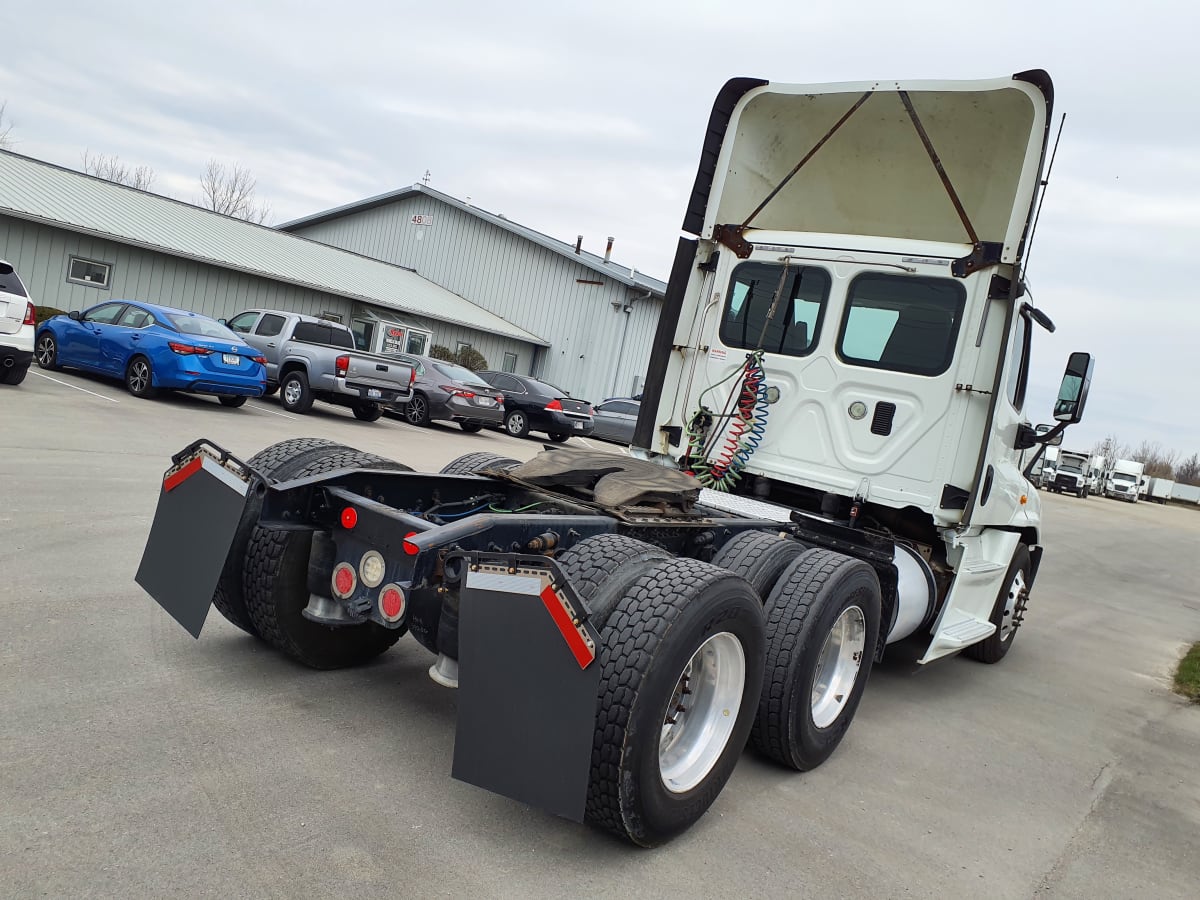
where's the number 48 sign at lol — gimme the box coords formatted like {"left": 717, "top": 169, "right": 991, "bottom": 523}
{"left": 411, "top": 214, "right": 434, "bottom": 226}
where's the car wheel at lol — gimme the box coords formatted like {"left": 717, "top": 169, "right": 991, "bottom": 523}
{"left": 1, "top": 364, "right": 29, "bottom": 385}
{"left": 279, "top": 370, "right": 314, "bottom": 413}
{"left": 35, "top": 333, "right": 59, "bottom": 370}
{"left": 459, "top": 421, "right": 483, "bottom": 433}
{"left": 219, "top": 396, "right": 247, "bottom": 408}
{"left": 504, "top": 410, "right": 529, "bottom": 438}
{"left": 405, "top": 393, "right": 431, "bottom": 426}
{"left": 352, "top": 401, "right": 383, "bottom": 422}
{"left": 125, "top": 356, "right": 157, "bottom": 399}
{"left": 547, "top": 432, "right": 570, "bottom": 443}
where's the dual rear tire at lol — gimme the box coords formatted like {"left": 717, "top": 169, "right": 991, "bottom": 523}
{"left": 210, "top": 438, "right": 411, "bottom": 668}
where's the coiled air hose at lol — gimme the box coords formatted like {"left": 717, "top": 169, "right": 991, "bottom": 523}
{"left": 685, "top": 352, "right": 770, "bottom": 491}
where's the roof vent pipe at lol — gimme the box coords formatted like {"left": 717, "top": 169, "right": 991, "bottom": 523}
{"left": 575, "top": 235, "right": 583, "bottom": 254}
{"left": 604, "top": 237, "right": 614, "bottom": 263}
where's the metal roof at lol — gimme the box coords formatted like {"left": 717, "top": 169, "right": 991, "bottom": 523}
{"left": 0, "top": 151, "right": 548, "bottom": 346}
{"left": 279, "top": 184, "right": 668, "bottom": 297}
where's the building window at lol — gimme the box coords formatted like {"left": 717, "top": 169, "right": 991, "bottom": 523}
{"left": 67, "top": 257, "right": 112, "bottom": 289}
{"left": 502, "top": 352, "right": 518, "bottom": 373}
{"left": 319, "top": 311, "right": 344, "bottom": 323}
{"left": 456, "top": 341, "right": 472, "bottom": 355}
{"left": 406, "top": 331, "right": 429, "bottom": 355}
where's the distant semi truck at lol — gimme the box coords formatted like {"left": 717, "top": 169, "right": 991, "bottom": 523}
{"left": 1048, "top": 450, "right": 1091, "bottom": 497}
{"left": 1146, "top": 477, "right": 1175, "bottom": 504}
{"left": 1107, "top": 459, "right": 1145, "bottom": 502}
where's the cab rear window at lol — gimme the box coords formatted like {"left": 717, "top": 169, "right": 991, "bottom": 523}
{"left": 836, "top": 273, "right": 965, "bottom": 376}
{"left": 720, "top": 262, "right": 830, "bottom": 357}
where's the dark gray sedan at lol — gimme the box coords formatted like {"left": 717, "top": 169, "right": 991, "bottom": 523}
{"left": 590, "top": 398, "right": 640, "bottom": 444}
{"left": 389, "top": 355, "right": 505, "bottom": 432}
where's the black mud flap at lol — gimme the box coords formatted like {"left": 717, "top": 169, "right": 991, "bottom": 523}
{"left": 135, "top": 451, "right": 250, "bottom": 638}
{"left": 452, "top": 556, "right": 601, "bottom": 822}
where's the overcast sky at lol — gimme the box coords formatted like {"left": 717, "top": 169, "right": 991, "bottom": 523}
{"left": 3, "top": 1, "right": 1197, "bottom": 459}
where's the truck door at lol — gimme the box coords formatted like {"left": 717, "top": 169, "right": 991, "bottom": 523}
{"left": 248, "top": 313, "right": 287, "bottom": 382}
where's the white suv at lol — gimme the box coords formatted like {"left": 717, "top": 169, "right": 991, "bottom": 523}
{"left": 0, "top": 260, "right": 35, "bottom": 386}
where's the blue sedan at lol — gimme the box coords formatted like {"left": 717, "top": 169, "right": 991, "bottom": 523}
{"left": 35, "top": 300, "right": 267, "bottom": 406}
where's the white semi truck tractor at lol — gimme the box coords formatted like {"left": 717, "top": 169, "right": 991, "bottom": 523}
{"left": 137, "top": 71, "right": 1092, "bottom": 847}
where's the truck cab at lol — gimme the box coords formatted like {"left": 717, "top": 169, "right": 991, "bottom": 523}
{"left": 636, "top": 72, "right": 1092, "bottom": 663}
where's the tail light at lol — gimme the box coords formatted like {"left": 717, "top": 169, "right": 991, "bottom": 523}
{"left": 168, "top": 342, "right": 212, "bottom": 355}
{"left": 441, "top": 385, "right": 475, "bottom": 399}
{"left": 589, "top": 406, "right": 597, "bottom": 415}
{"left": 335, "top": 354, "right": 349, "bottom": 378}
{"left": 23, "top": 303, "right": 36, "bottom": 326}
{"left": 410, "top": 367, "right": 417, "bottom": 385}
{"left": 251, "top": 355, "right": 267, "bottom": 365}
{"left": 545, "top": 399, "right": 563, "bottom": 411}
{"left": 331, "top": 562, "right": 357, "bottom": 599}
{"left": 495, "top": 393, "right": 505, "bottom": 404}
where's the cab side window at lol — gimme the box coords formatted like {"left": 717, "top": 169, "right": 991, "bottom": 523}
{"left": 255, "top": 314, "right": 286, "bottom": 337}
{"left": 227, "top": 312, "right": 259, "bottom": 334}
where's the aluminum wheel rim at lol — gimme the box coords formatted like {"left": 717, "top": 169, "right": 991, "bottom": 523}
{"left": 811, "top": 606, "right": 866, "bottom": 730}
{"left": 129, "top": 361, "right": 150, "bottom": 393}
{"left": 659, "top": 631, "right": 745, "bottom": 794}
{"left": 283, "top": 379, "right": 303, "bottom": 405}
{"left": 506, "top": 413, "right": 525, "bottom": 434}
{"left": 36, "top": 336, "right": 55, "bottom": 366}
{"left": 406, "top": 396, "right": 426, "bottom": 423}
{"left": 1000, "top": 569, "right": 1027, "bottom": 642}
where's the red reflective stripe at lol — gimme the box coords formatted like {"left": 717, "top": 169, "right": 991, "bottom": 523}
{"left": 539, "top": 585, "right": 595, "bottom": 669}
{"left": 163, "top": 456, "right": 203, "bottom": 492}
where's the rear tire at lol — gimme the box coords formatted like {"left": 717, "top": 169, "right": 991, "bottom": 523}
{"left": 125, "top": 355, "right": 157, "bottom": 398}
{"left": 240, "top": 445, "right": 414, "bottom": 668}
{"left": 963, "top": 544, "right": 1031, "bottom": 664}
{"left": 352, "top": 401, "right": 383, "bottom": 422}
{"left": 711, "top": 531, "right": 807, "bottom": 599}
{"left": 504, "top": 410, "right": 529, "bottom": 438}
{"left": 547, "top": 432, "right": 569, "bottom": 443}
{"left": 459, "top": 421, "right": 483, "bottom": 433}
{"left": 279, "top": 369, "right": 314, "bottom": 413}
{"left": 586, "top": 558, "right": 765, "bottom": 846}
{"left": 438, "top": 452, "right": 521, "bottom": 476}
{"left": 557, "top": 534, "right": 670, "bottom": 628}
{"left": 750, "top": 548, "right": 881, "bottom": 771}
{"left": 219, "top": 395, "right": 247, "bottom": 408}
{"left": 1, "top": 364, "right": 28, "bottom": 385}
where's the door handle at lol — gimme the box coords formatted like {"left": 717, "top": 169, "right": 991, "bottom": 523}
{"left": 267, "top": 342, "right": 276, "bottom": 348}
{"left": 131, "top": 334, "right": 141, "bottom": 341}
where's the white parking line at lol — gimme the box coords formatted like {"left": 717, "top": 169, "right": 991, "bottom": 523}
{"left": 247, "top": 402, "right": 298, "bottom": 420}
{"left": 30, "top": 370, "right": 121, "bottom": 402}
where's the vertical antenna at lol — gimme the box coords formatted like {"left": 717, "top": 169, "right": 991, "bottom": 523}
{"left": 421, "top": 169, "right": 432, "bottom": 186}
{"left": 1022, "top": 113, "right": 1066, "bottom": 274}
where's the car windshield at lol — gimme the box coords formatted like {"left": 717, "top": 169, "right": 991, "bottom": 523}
{"left": 164, "top": 313, "right": 241, "bottom": 341}
{"left": 432, "top": 361, "right": 491, "bottom": 387}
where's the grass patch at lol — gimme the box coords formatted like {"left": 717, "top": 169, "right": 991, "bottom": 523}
{"left": 1175, "top": 643, "right": 1200, "bottom": 702}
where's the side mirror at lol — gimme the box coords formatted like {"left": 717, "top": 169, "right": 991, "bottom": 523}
{"left": 218, "top": 318, "right": 228, "bottom": 326}
{"left": 1035, "top": 423, "right": 1063, "bottom": 446}
{"left": 68, "top": 310, "right": 82, "bottom": 321}
{"left": 1053, "top": 352, "right": 1093, "bottom": 424}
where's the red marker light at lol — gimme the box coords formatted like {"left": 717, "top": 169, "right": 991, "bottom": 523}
{"left": 341, "top": 507, "right": 358, "bottom": 529}
{"left": 403, "top": 531, "right": 420, "bottom": 556}
{"left": 379, "top": 585, "right": 406, "bottom": 621}
{"left": 332, "top": 562, "right": 356, "bottom": 598}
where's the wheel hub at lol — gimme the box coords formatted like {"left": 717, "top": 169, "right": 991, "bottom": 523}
{"left": 1000, "top": 570, "right": 1029, "bottom": 641}
{"left": 659, "top": 631, "right": 745, "bottom": 794}
{"left": 283, "top": 380, "right": 302, "bottom": 404}
{"left": 810, "top": 605, "right": 866, "bottom": 729}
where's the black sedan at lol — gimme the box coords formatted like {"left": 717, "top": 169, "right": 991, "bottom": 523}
{"left": 477, "top": 371, "right": 594, "bottom": 441}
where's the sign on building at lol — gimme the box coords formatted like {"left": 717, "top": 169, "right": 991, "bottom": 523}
{"left": 411, "top": 214, "right": 434, "bottom": 226}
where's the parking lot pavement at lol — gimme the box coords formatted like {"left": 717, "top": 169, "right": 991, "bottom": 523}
{"left": 2, "top": 371, "right": 1199, "bottom": 898}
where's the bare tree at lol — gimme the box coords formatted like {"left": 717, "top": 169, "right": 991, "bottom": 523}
{"left": 1091, "top": 434, "right": 1127, "bottom": 473}
{"left": 1176, "top": 452, "right": 1200, "bottom": 486}
{"left": 198, "top": 159, "right": 271, "bottom": 224}
{"left": 1129, "top": 439, "right": 1178, "bottom": 478}
{"left": 81, "top": 150, "right": 156, "bottom": 190}
{"left": 0, "top": 100, "right": 13, "bottom": 149}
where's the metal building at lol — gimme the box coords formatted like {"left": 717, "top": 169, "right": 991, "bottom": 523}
{"left": 280, "top": 185, "right": 666, "bottom": 403}
{"left": 0, "top": 151, "right": 547, "bottom": 366}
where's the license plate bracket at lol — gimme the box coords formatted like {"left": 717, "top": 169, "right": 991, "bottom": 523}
{"left": 222, "top": 353, "right": 240, "bottom": 365}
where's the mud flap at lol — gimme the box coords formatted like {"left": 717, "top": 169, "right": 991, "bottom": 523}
{"left": 135, "top": 453, "right": 250, "bottom": 638}
{"left": 452, "top": 558, "right": 601, "bottom": 822}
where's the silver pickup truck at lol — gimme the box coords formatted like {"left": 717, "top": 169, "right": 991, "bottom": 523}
{"left": 224, "top": 310, "right": 413, "bottom": 420}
